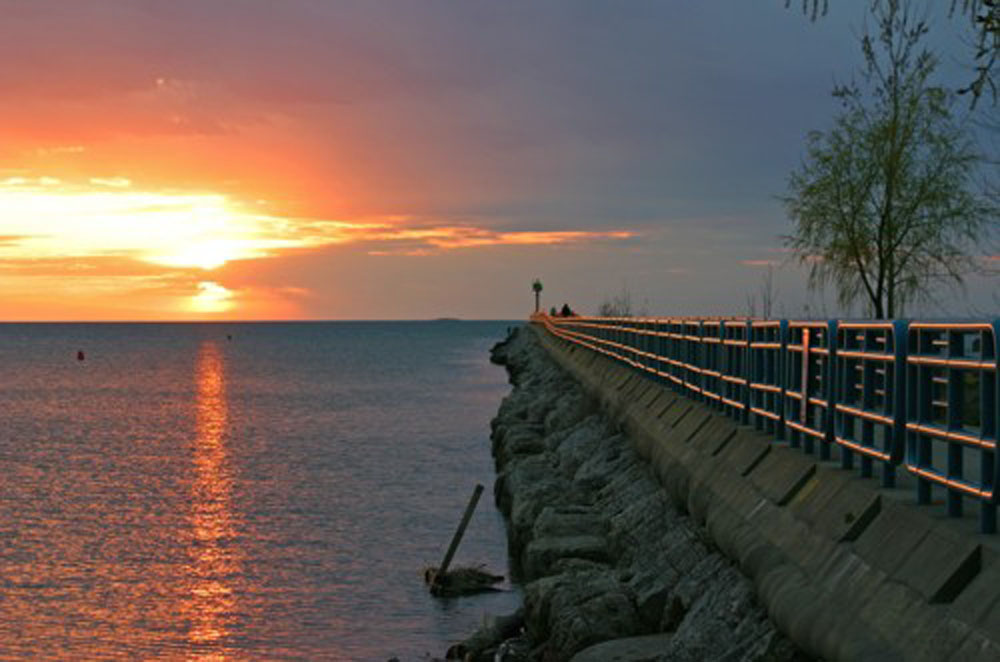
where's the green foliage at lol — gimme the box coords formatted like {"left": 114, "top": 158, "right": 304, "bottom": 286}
{"left": 951, "top": 0, "right": 999, "bottom": 104}
{"left": 785, "top": 0, "right": 828, "bottom": 22}
{"left": 784, "top": 0, "right": 992, "bottom": 318}
{"left": 790, "top": 0, "right": 998, "bottom": 105}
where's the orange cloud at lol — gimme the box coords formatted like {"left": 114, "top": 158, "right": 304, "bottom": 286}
{"left": 0, "top": 176, "right": 636, "bottom": 319}
{"left": 361, "top": 225, "right": 635, "bottom": 254}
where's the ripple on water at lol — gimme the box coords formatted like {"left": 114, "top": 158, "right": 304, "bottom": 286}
{"left": 0, "top": 322, "right": 521, "bottom": 660}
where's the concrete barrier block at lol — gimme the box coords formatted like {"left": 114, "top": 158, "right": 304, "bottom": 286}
{"left": 857, "top": 581, "right": 962, "bottom": 661}
{"left": 606, "top": 360, "right": 630, "bottom": 380}
{"left": 574, "top": 349, "right": 596, "bottom": 367}
{"left": 658, "top": 398, "right": 692, "bottom": 428}
{"left": 630, "top": 414, "right": 671, "bottom": 462}
{"left": 590, "top": 357, "right": 614, "bottom": 381}
{"left": 659, "top": 453, "right": 694, "bottom": 507}
{"left": 749, "top": 503, "right": 834, "bottom": 571}
{"left": 612, "top": 371, "right": 635, "bottom": 392}
{"left": 853, "top": 504, "right": 931, "bottom": 576}
{"left": 700, "top": 460, "right": 781, "bottom": 527}
{"left": 663, "top": 404, "right": 711, "bottom": 445}
{"left": 687, "top": 415, "right": 737, "bottom": 456}
{"left": 622, "top": 374, "right": 649, "bottom": 398}
{"left": 644, "top": 426, "right": 685, "bottom": 480}
{"left": 893, "top": 525, "right": 981, "bottom": 604}
{"left": 808, "top": 543, "right": 887, "bottom": 610}
{"left": 950, "top": 550, "right": 1000, "bottom": 631}
{"left": 641, "top": 390, "right": 670, "bottom": 419}
{"left": 789, "top": 470, "right": 882, "bottom": 543}
{"left": 755, "top": 563, "right": 871, "bottom": 661}
{"left": 747, "top": 446, "right": 816, "bottom": 506}
{"left": 907, "top": 616, "right": 974, "bottom": 662}
{"left": 639, "top": 384, "right": 665, "bottom": 409}
{"left": 653, "top": 392, "right": 679, "bottom": 418}
{"left": 948, "top": 630, "right": 1000, "bottom": 662}
{"left": 686, "top": 455, "right": 723, "bottom": 523}
{"left": 717, "top": 428, "right": 770, "bottom": 476}
{"left": 854, "top": 502, "right": 980, "bottom": 603}
{"left": 663, "top": 425, "right": 732, "bottom": 511}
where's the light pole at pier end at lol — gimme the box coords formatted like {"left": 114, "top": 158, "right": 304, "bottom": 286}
{"left": 532, "top": 279, "right": 543, "bottom": 314}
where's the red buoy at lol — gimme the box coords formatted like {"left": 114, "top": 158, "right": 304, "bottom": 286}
{"left": 77, "top": 350, "right": 85, "bottom": 361}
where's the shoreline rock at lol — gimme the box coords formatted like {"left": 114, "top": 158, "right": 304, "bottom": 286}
{"left": 484, "top": 326, "right": 811, "bottom": 662}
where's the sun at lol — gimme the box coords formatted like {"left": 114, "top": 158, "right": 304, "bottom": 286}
{"left": 149, "top": 239, "right": 252, "bottom": 271}
{"left": 0, "top": 178, "right": 293, "bottom": 272}
{"left": 190, "top": 281, "right": 235, "bottom": 313}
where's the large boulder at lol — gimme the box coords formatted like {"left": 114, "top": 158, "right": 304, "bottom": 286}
{"left": 522, "top": 535, "right": 611, "bottom": 580}
{"left": 525, "top": 570, "right": 643, "bottom": 661}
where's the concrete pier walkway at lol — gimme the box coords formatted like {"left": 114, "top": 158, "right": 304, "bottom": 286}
{"left": 519, "top": 322, "right": 1000, "bottom": 661}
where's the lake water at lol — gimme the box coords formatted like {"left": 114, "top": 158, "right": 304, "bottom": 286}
{"left": 0, "top": 321, "right": 521, "bottom": 661}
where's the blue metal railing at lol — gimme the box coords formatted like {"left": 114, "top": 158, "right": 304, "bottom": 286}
{"left": 532, "top": 313, "right": 1000, "bottom": 533}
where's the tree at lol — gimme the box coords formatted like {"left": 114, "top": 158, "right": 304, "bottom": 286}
{"left": 597, "top": 287, "right": 633, "bottom": 317}
{"left": 951, "top": 0, "right": 999, "bottom": 104}
{"left": 784, "top": 0, "right": 991, "bottom": 319}
{"left": 744, "top": 265, "right": 778, "bottom": 319}
{"left": 596, "top": 285, "right": 649, "bottom": 317}
{"left": 788, "top": 0, "right": 999, "bottom": 106}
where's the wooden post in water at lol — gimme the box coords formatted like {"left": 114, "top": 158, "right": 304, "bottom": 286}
{"left": 432, "top": 483, "right": 484, "bottom": 593}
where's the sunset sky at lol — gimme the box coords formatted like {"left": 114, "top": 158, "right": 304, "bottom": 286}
{"left": 1, "top": 1, "right": 993, "bottom": 320}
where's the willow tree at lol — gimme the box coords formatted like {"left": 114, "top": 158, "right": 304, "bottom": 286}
{"left": 952, "top": 0, "right": 999, "bottom": 103}
{"left": 788, "top": 0, "right": 999, "bottom": 105}
{"left": 784, "top": 0, "right": 990, "bottom": 319}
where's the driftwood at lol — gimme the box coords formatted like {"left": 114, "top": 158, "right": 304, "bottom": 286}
{"left": 428, "top": 484, "right": 501, "bottom": 597}
{"left": 430, "top": 483, "right": 485, "bottom": 593}
{"left": 424, "top": 565, "right": 504, "bottom": 597}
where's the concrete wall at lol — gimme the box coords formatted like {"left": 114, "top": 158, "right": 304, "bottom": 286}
{"left": 532, "top": 325, "right": 1000, "bottom": 662}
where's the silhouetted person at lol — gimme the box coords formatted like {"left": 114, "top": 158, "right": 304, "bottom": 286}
{"left": 560, "top": 303, "right": 575, "bottom": 317}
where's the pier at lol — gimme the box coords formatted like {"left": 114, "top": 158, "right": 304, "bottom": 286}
{"left": 518, "top": 314, "right": 1000, "bottom": 660}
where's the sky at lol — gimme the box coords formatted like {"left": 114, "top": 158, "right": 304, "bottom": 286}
{"left": 0, "top": 0, "right": 994, "bottom": 320}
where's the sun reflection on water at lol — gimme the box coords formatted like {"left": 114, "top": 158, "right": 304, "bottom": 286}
{"left": 186, "top": 341, "right": 241, "bottom": 660}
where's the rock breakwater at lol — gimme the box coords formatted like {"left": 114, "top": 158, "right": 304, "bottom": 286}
{"left": 487, "top": 327, "right": 809, "bottom": 662}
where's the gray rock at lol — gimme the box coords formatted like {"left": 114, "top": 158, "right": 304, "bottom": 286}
{"left": 484, "top": 328, "right": 808, "bottom": 662}
{"left": 657, "top": 560, "right": 783, "bottom": 662}
{"left": 573, "top": 434, "right": 628, "bottom": 491}
{"left": 494, "top": 426, "right": 546, "bottom": 464}
{"left": 445, "top": 609, "right": 524, "bottom": 662}
{"left": 522, "top": 535, "right": 611, "bottom": 580}
{"left": 548, "top": 587, "right": 642, "bottom": 660}
{"left": 550, "top": 415, "right": 606, "bottom": 474}
{"left": 500, "top": 456, "right": 582, "bottom": 555}
{"left": 524, "top": 570, "right": 643, "bottom": 661}
{"left": 550, "top": 557, "right": 613, "bottom": 574}
{"left": 627, "top": 566, "right": 681, "bottom": 629}
{"left": 569, "top": 634, "right": 674, "bottom": 662}
{"left": 532, "top": 505, "right": 607, "bottom": 539}
{"left": 544, "top": 390, "right": 595, "bottom": 435}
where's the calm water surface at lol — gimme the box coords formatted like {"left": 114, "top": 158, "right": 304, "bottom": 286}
{"left": 0, "top": 322, "right": 520, "bottom": 661}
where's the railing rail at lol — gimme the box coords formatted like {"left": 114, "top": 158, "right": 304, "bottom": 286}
{"left": 532, "top": 313, "right": 1000, "bottom": 533}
